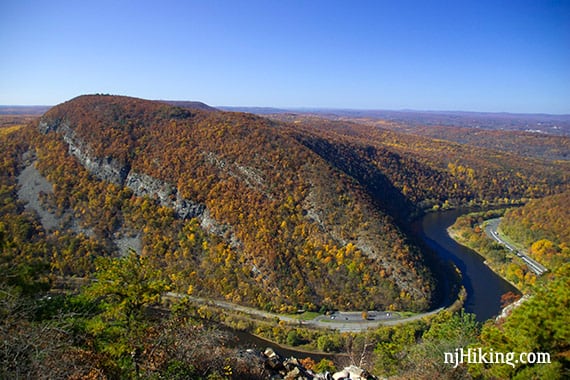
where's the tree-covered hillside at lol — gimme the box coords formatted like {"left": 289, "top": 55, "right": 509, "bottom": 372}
{"left": 500, "top": 190, "right": 570, "bottom": 271}
{"left": 276, "top": 115, "right": 569, "bottom": 211}
{"left": 2, "top": 96, "right": 570, "bottom": 379}
{"left": 8, "top": 94, "right": 438, "bottom": 312}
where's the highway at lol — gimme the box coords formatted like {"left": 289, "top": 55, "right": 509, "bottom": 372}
{"left": 484, "top": 218, "right": 548, "bottom": 276}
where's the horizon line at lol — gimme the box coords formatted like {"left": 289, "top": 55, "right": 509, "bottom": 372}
{"left": 1, "top": 102, "right": 569, "bottom": 117}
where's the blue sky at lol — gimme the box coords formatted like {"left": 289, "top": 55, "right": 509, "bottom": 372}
{"left": 1, "top": 0, "right": 569, "bottom": 113}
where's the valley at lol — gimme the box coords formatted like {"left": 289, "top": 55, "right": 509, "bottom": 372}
{"left": 1, "top": 96, "right": 569, "bottom": 379}
{"left": 3, "top": 1, "right": 568, "bottom": 377}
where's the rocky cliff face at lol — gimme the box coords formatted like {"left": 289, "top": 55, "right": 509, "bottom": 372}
{"left": 38, "top": 116, "right": 231, "bottom": 238}
{"left": 124, "top": 171, "right": 205, "bottom": 219}
{"left": 39, "top": 119, "right": 130, "bottom": 185}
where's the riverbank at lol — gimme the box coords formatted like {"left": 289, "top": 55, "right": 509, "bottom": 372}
{"left": 446, "top": 209, "right": 533, "bottom": 293}
{"left": 417, "top": 209, "right": 518, "bottom": 321}
{"left": 164, "top": 208, "right": 518, "bottom": 354}
{"left": 128, "top": 207, "right": 515, "bottom": 364}
{"left": 447, "top": 226, "right": 522, "bottom": 292}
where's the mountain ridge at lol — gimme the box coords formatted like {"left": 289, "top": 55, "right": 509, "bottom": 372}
{"left": 13, "top": 93, "right": 568, "bottom": 314}
{"left": 33, "top": 94, "right": 437, "bottom": 311}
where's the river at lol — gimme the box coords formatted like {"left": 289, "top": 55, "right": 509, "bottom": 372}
{"left": 416, "top": 209, "right": 519, "bottom": 322}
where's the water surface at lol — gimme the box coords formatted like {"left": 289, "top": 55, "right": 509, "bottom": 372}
{"left": 417, "top": 209, "right": 518, "bottom": 321}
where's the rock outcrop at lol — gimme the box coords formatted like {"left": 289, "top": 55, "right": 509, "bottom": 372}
{"left": 124, "top": 171, "right": 205, "bottom": 219}
{"left": 33, "top": 94, "right": 439, "bottom": 312}
{"left": 496, "top": 294, "right": 530, "bottom": 322}
{"left": 39, "top": 117, "right": 213, "bottom": 222}
{"left": 39, "top": 119, "right": 130, "bottom": 185}
{"left": 38, "top": 116, "right": 239, "bottom": 246}
{"left": 261, "top": 348, "right": 378, "bottom": 380}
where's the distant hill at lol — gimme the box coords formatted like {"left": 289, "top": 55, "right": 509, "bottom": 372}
{"left": 273, "top": 114, "right": 569, "bottom": 208}
{"left": 219, "top": 106, "right": 292, "bottom": 114}
{"left": 159, "top": 100, "right": 218, "bottom": 112}
{"left": 305, "top": 109, "right": 570, "bottom": 136}
{"left": 230, "top": 107, "right": 570, "bottom": 136}
{"left": 383, "top": 125, "right": 570, "bottom": 161}
{"left": 0, "top": 105, "right": 52, "bottom": 115}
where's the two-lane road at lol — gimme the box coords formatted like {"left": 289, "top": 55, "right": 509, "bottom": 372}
{"left": 484, "top": 218, "right": 547, "bottom": 276}
{"left": 166, "top": 292, "right": 444, "bottom": 332}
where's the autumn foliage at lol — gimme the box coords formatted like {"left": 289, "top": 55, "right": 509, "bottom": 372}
{"left": 1, "top": 95, "right": 569, "bottom": 379}
{"left": 9, "top": 95, "right": 441, "bottom": 312}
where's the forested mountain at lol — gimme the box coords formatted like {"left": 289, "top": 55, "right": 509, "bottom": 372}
{"left": 273, "top": 114, "right": 568, "bottom": 209}
{"left": 3, "top": 94, "right": 569, "bottom": 314}
{"left": 5, "top": 94, "right": 439, "bottom": 312}
{"left": 2, "top": 95, "right": 570, "bottom": 378}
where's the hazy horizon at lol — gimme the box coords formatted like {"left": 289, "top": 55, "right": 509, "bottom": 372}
{"left": 2, "top": 100, "right": 570, "bottom": 117}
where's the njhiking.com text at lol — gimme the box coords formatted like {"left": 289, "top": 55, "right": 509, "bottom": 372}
{"left": 444, "top": 347, "right": 551, "bottom": 368}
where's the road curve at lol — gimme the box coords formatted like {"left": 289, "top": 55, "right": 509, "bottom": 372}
{"left": 484, "top": 218, "right": 547, "bottom": 276}
{"left": 165, "top": 292, "right": 444, "bottom": 332}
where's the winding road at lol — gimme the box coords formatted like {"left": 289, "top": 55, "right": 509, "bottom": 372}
{"left": 484, "top": 218, "right": 547, "bottom": 276}
{"left": 166, "top": 292, "right": 444, "bottom": 332}
{"left": 309, "top": 308, "right": 444, "bottom": 332}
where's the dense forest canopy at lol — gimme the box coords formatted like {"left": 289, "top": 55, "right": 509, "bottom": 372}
{"left": 1, "top": 95, "right": 569, "bottom": 378}
{"left": 277, "top": 115, "right": 569, "bottom": 206}
{"left": 3, "top": 94, "right": 567, "bottom": 314}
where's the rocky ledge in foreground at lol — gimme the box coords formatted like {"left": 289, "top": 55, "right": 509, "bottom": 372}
{"left": 261, "top": 348, "right": 378, "bottom": 380}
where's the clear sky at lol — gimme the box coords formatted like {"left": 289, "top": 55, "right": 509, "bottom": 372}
{"left": 1, "top": 0, "right": 569, "bottom": 113}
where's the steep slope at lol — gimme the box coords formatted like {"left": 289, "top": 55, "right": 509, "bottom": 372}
{"left": 275, "top": 115, "right": 569, "bottom": 212}
{"left": 32, "top": 94, "right": 435, "bottom": 311}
